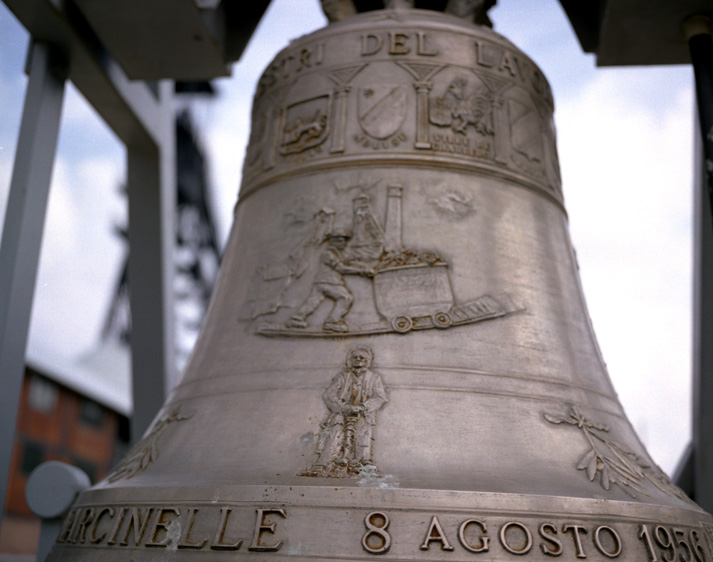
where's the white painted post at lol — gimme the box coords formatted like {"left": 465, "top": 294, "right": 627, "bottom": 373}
{"left": 0, "top": 42, "right": 67, "bottom": 527}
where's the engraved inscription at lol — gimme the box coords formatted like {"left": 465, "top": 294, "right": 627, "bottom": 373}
{"left": 359, "top": 514, "right": 706, "bottom": 560}
{"left": 301, "top": 346, "right": 388, "bottom": 478}
{"left": 255, "top": 186, "right": 521, "bottom": 337}
{"left": 56, "top": 504, "right": 286, "bottom": 552}
{"left": 360, "top": 32, "right": 439, "bottom": 57}
{"left": 257, "top": 41, "right": 325, "bottom": 96}
{"left": 243, "top": 22, "right": 562, "bottom": 203}
{"left": 639, "top": 524, "right": 709, "bottom": 562}
{"left": 107, "top": 407, "right": 191, "bottom": 482}
{"left": 360, "top": 514, "right": 638, "bottom": 559}
{"left": 473, "top": 39, "right": 551, "bottom": 101}
{"left": 55, "top": 500, "right": 712, "bottom": 558}
{"left": 545, "top": 405, "right": 693, "bottom": 503}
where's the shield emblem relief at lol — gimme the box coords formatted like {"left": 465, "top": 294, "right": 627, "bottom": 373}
{"left": 358, "top": 85, "right": 408, "bottom": 140}
{"left": 507, "top": 98, "right": 544, "bottom": 163}
{"left": 280, "top": 93, "right": 332, "bottom": 155}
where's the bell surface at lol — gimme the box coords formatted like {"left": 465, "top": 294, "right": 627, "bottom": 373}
{"left": 49, "top": 6, "right": 713, "bottom": 561}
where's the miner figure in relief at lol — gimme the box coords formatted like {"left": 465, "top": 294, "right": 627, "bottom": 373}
{"left": 303, "top": 346, "right": 388, "bottom": 477}
{"left": 287, "top": 231, "right": 374, "bottom": 333}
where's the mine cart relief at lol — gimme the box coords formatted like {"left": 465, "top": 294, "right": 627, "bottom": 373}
{"left": 249, "top": 184, "right": 521, "bottom": 337}
{"left": 544, "top": 405, "right": 694, "bottom": 504}
{"left": 301, "top": 346, "right": 388, "bottom": 478}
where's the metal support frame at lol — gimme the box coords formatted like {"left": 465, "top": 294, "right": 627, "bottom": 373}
{"left": 127, "top": 80, "right": 177, "bottom": 441}
{"left": 0, "top": 41, "right": 67, "bottom": 527}
{"left": 673, "top": 16, "right": 713, "bottom": 511}
{"left": 693, "top": 124, "right": 713, "bottom": 511}
{"left": 0, "top": 0, "right": 177, "bottom": 532}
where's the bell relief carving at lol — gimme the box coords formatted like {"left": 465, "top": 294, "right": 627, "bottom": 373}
{"left": 302, "top": 346, "right": 388, "bottom": 478}
{"left": 248, "top": 185, "right": 521, "bottom": 337}
{"left": 545, "top": 406, "right": 693, "bottom": 504}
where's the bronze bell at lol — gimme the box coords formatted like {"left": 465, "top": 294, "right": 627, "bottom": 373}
{"left": 48, "top": 2, "right": 713, "bottom": 560}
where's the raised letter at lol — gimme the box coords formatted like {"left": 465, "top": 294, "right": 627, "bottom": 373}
{"left": 498, "top": 51, "right": 518, "bottom": 78}
{"left": 362, "top": 511, "right": 392, "bottom": 554}
{"left": 459, "top": 519, "right": 489, "bottom": 553}
{"left": 106, "top": 507, "right": 128, "bottom": 546}
{"left": 361, "top": 34, "right": 382, "bottom": 56}
{"left": 563, "top": 524, "right": 588, "bottom": 559}
{"left": 595, "top": 526, "right": 622, "bottom": 558}
{"left": 249, "top": 508, "right": 286, "bottom": 552}
{"left": 416, "top": 32, "right": 439, "bottom": 56}
{"left": 639, "top": 525, "right": 659, "bottom": 561}
{"left": 539, "top": 523, "right": 563, "bottom": 556}
{"left": 388, "top": 33, "right": 411, "bottom": 55}
{"left": 474, "top": 40, "right": 494, "bottom": 68}
{"left": 56, "top": 508, "right": 79, "bottom": 543}
{"left": 500, "top": 521, "right": 533, "bottom": 555}
{"left": 297, "top": 48, "right": 312, "bottom": 72}
{"left": 178, "top": 507, "right": 208, "bottom": 549}
{"left": 211, "top": 507, "right": 243, "bottom": 551}
{"left": 145, "top": 507, "right": 180, "bottom": 547}
{"left": 421, "top": 516, "right": 454, "bottom": 551}
{"left": 654, "top": 526, "right": 676, "bottom": 562}
{"left": 89, "top": 507, "right": 115, "bottom": 544}
{"left": 72, "top": 508, "right": 95, "bottom": 544}
{"left": 120, "top": 507, "right": 154, "bottom": 546}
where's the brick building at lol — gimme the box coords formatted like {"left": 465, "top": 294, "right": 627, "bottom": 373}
{"left": 0, "top": 346, "right": 130, "bottom": 554}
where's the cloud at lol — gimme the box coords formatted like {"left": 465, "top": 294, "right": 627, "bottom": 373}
{"left": 557, "top": 69, "right": 693, "bottom": 473}
{"left": 28, "top": 148, "right": 126, "bottom": 360}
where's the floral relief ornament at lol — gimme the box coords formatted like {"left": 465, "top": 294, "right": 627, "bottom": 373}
{"left": 544, "top": 405, "right": 693, "bottom": 504}
{"left": 107, "top": 407, "right": 192, "bottom": 483}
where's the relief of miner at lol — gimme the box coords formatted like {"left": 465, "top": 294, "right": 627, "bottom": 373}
{"left": 303, "top": 346, "right": 388, "bottom": 478}
{"left": 287, "top": 231, "right": 374, "bottom": 333}
{"left": 255, "top": 187, "right": 520, "bottom": 337}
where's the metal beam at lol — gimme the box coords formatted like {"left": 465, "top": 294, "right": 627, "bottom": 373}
{"left": 127, "top": 80, "right": 177, "bottom": 441}
{"left": 693, "top": 114, "right": 713, "bottom": 512}
{"left": 0, "top": 41, "right": 67, "bottom": 527}
{"left": 71, "top": 0, "right": 229, "bottom": 80}
{"left": 3, "top": 0, "right": 164, "bottom": 149}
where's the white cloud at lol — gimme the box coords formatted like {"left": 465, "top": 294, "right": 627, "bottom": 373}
{"left": 558, "top": 68, "right": 694, "bottom": 473}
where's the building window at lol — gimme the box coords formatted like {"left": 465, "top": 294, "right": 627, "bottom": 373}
{"left": 21, "top": 442, "right": 44, "bottom": 476}
{"left": 28, "top": 375, "right": 58, "bottom": 414}
{"left": 79, "top": 399, "right": 104, "bottom": 429}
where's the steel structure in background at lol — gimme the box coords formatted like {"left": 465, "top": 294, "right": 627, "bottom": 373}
{"left": 0, "top": 41, "right": 68, "bottom": 537}
{"left": 0, "top": 0, "right": 271, "bottom": 534}
{"left": 0, "top": 2, "right": 176, "bottom": 531}
{"left": 558, "top": 0, "right": 713, "bottom": 511}
{"left": 0, "top": 0, "right": 712, "bottom": 550}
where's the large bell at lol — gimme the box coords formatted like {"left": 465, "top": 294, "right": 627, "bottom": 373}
{"left": 49, "top": 3, "right": 713, "bottom": 560}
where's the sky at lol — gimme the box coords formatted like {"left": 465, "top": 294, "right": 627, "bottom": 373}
{"left": 0, "top": 0, "right": 695, "bottom": 475}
